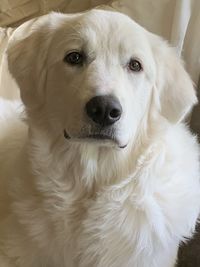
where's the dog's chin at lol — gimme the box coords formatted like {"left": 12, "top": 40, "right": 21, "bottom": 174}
{"left": 63, "top": 129, "right": 127, "bottom": 149}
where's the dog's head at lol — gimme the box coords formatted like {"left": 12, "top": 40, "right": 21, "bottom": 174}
{"left": 7, "top": 10, "right": 197, "bottom": 149}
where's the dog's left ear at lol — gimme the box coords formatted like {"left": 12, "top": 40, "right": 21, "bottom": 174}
{"left": 151, "top": 34, "right": 197, "bottom": 123}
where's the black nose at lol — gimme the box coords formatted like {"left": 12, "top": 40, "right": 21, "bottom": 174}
{"left": 85, "top": 95, "right": 122, "bottom": 126}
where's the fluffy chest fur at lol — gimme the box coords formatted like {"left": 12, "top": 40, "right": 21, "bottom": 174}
{"left": 0, "top": 101, "right": 199, "bottom": 267}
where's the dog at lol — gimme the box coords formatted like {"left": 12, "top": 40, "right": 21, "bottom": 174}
{"left": 0, "top": 9, "right": 200, "bottom": 267}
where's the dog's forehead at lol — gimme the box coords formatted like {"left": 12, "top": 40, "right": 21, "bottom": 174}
{"left": 81, "top": 10, "right": 148, "bottom": 48}
{"left": 54, "top": 10, "right": 149, "bottom": 52}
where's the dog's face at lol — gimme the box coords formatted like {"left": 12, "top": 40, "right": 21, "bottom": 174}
{"left": 7, "top": 10, "right": 197, "bottom": 149}
{"left": 45, "top": 11, "right": 156, "bottom": 148}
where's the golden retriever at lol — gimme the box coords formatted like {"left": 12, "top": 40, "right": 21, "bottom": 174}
{"left": 0, "top": 9, "right": 200, "bottom": 267}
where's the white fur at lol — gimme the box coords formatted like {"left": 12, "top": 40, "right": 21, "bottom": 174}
{"left": 0, "top": 9, "right": 200, "bottom": 267}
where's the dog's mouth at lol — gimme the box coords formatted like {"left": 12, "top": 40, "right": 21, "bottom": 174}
{"left": 63, "top": 129, "right": 127, "bottom": 149}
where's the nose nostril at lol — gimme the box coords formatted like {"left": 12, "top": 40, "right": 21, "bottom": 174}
{"left": 110, "top": 108, "right": 121, "bottom": 119}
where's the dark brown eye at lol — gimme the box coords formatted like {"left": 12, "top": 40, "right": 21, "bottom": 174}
{"left": 64, "top": 51, "right": 84, "bottom": 65}
{"left": 128, "top": 59, "right": 142, "bottom": 72}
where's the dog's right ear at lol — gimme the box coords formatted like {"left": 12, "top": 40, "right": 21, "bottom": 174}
{"left": 6, "top": 15, "right": 53, "bottom": 109}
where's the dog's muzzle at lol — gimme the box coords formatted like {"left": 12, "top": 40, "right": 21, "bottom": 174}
{"left": 63, "top": 95, "right": 127, "bottom": 148}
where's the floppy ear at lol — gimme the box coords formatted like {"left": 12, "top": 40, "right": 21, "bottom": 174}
{"left": 6, "top": 15, "right": 53, "bottom": 109}
{"left": 151, "top": 35, "right": 197, "bottom": 123}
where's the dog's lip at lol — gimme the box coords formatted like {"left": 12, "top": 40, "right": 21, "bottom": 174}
{"left": 63, "top": 129, "right": 127, "bottom": 148}
{"left": 84, "top": 134, "right": 116, "bottom": 140}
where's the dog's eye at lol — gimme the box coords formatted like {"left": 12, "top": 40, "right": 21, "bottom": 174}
{"left": 64, "top": 51, "right": 84, "bottom": 65}
{"left": 128, "top": 59, "right": 142, "bottom": 72}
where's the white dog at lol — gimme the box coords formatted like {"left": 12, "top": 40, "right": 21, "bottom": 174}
{"left": 0, "top": 9, "right": 200, "bottom": 267}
